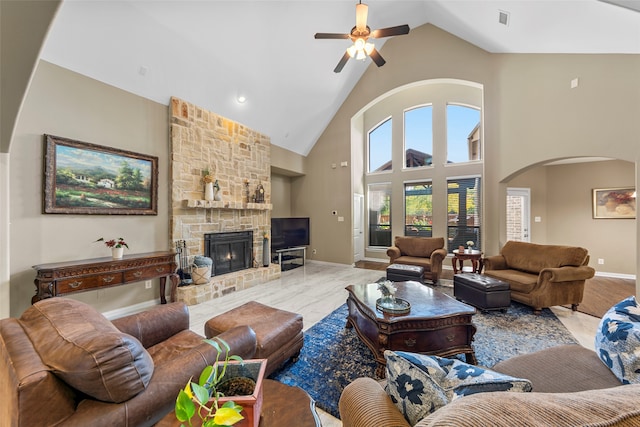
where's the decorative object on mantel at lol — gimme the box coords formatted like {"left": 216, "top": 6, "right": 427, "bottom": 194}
{"left": 203, "top": 168, "right": 215, "bottom": 201}
{"left": 244, "top": 180, "right": 251, "bottom": 204}
{"left": 43, "top": 134, "right": 158, "bottom": 215}
{"left": 255, "top": 184, "right": 265, "bottom": 203}
{"left": 262, "top": 232, "right": 270, "bottom": 267}
{"left": 213, "top": 179, "right": 222, "bottom": 201}
{"left": 94, "top": 237, "right": 129, "bottom": 259}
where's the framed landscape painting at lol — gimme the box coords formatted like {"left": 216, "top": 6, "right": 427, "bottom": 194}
{"left": 43, "top": 134, "right": 158, "bottom": 215}
{"left": 592, "top": 187, "right": 636, "bottom": 219}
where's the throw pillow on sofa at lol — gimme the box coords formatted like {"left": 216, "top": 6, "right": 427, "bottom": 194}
{"left": 384, "top": 350, "right": 532, "bottom": 425}
{"left": 595, "top": 295, "right": 640, "bottom": 384}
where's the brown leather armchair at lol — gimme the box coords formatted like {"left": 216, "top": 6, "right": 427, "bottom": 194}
{"left": 387, "top": 236, "right": 448, "bottom": 284}
{"left": 0, "top": 298, "right": 257, "bottom": 427}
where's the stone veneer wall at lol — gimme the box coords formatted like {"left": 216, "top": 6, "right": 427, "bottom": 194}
{"left": 170, "top": 97, "right": 280, "bottom": 305}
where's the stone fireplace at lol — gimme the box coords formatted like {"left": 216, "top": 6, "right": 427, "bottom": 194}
{"left": 169, "top": 97, "right": 280, "bottom": 305}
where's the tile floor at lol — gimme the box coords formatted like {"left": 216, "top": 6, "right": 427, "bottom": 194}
{"left": 188, "top": 261, "right": 603, "bottom": 427}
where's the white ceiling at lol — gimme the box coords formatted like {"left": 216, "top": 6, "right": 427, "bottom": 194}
{"left": 40, "top": 0, "right": 640, "bottom": 156}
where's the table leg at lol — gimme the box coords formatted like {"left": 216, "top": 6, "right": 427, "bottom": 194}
{"left": 471, "top": 259, "right": 478, "bottom": 273}
{"left": 452, "top": 257, "right": 458, "bottom": 274}
{"left": 159, "top": 274, "right": 180, "bottom": 304}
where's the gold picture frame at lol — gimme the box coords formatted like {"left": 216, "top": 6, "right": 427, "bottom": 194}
{"left": 43, "top": 134, "right": 158, "bottom": 215}
{"left": 592, "top": 187, "right": 636, "bottom": 219}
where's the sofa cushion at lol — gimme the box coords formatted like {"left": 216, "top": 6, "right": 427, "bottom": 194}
{"left": 385, "top": 350, "right": 532, "bottom": 425}
{"left": 595, "top": 296, "right": 640, "bottom": 384}
{"left": 20, "top": 298, "right": 154, "bottom": 403}
{"left": 395, "top": 236, "right": 444, "bottom": 258}
{"left": 500, "top": 241, "right": 588, "bottom": 274}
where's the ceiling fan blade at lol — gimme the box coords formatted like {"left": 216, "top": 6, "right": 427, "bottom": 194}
{"left": 315, "top": 32, "right": 350, "bottom": 39}
{"left": 370, "top": 24, "right": 410, "bottom": 39}
{"left": 369, "top": 48, "right": 386, "bottom": 67}
{"left": 356, "top": 2, "right": 368, "bottom": 32}
{"left": 334, "top": 51, "right": 351, "bottom": 73}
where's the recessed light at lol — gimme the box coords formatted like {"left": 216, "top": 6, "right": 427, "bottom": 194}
{"left": 237, "top": 95, "right": 247, "bottom": 103}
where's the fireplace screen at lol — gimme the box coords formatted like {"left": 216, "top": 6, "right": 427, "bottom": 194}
{"left": 204, "top": 231, "right": 253, "bottom": 276}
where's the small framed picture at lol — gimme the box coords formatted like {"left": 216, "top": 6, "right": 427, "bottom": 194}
{"left": 592, "top": 187, "right": 636, "bottom": 219}
{"left": 43, "top": 134, "right": 158, "bottom": 215}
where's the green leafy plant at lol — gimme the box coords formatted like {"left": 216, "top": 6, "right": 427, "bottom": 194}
{"left": 175, "top": 338, "right": 247, "bottom": 427}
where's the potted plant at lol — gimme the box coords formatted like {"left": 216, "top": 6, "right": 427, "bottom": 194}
{"left": 95, "top": 237, "right": 129, "bottom": 259}
{"left": 175, "top": 337, "right": 267, "bottom": 427}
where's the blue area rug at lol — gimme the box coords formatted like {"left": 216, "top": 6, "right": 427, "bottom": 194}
{"left": 269, "top": 283, "right": 577, "bottom": 419}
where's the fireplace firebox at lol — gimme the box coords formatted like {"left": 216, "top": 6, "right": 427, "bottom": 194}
{"left": 205, "top": 231, "right": 253, "bottom": 276}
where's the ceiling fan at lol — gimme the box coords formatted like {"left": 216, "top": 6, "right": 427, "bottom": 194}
{"left": 315, "top": 1, "right": 410, "bottom": 73}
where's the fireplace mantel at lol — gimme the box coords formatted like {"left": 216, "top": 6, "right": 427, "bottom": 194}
{"left": 183, "top": 200, "right": 272, "bottom": 210}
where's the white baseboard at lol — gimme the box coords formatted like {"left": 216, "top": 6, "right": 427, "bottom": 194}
{"left": 594, "top": 271, "right": 636, "bottom": 280}
{"left": 102, "top": 299, "right": 159, "bottom": 320}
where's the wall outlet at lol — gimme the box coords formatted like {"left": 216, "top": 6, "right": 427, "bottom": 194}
{"left": 145, "top": 280, "right": 152, "bottom": 289}
{"left": 597, "top": 258, "right": 605, "bottom": 265}
{"left": 312, "top": 249, "right": 317, "bottom": 254}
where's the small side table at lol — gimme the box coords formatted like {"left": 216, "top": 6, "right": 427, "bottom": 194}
{"left": 452, "top": 249, "right": 483, "bottom": 274}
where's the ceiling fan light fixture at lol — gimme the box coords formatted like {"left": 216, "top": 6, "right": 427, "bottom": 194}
{"left": 356, "top": 49, "right": 366, "bottom": 60}
{"left": 347, "top": 45, "right": 357, "bottom": 58}
{"left": 364, "top": 42, "right": 374, "bottom": 55}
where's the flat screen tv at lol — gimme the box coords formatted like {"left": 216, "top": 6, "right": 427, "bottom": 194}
{"left": 271, "top": 217, "right": 310, "bottom": 251}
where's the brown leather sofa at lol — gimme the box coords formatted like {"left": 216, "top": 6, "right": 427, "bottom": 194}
{"left": 483, "top": 241, "right": 596, "bottom": 314}
{"left": 387, "top": 236, "right": 448, "bottom": 283}
{"left": 339, "top": 344, "right": 640, "bottom": 427}
{"left": 0, "top": 298, "right": 258, "bottom": 427}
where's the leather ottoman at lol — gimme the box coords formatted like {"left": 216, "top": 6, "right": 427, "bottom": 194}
{"left": 386, "top": 263, "right": 424, "bottom": 284}
{"left": 453, "top": 273, "right": 511, "bottom": 312}
{"left": 204, "top": 301, "right": 303, "bottom": 376}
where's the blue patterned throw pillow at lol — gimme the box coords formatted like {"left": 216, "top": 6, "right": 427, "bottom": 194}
{"left": 595, "top": 296, "right": 640, "bottom": 384}
{"left": 384, "top": 350, "right": 532, "bottom": 425}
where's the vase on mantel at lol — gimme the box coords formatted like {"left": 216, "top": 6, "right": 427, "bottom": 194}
{"left": 112, "top": 247, "right": 124, "bottom": 260}
{"left": 204, "top": 182, "right": 214, "bottom": 201}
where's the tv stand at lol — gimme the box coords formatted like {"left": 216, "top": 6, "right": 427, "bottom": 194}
{"left": 274, "top": 246, "right": 306, "bottom": 271}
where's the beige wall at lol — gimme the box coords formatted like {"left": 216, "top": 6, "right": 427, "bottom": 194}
{"left": 9, "top": 61, "right": 170, "bottom": 317}
{"left": 271, "top": 174, "right": 292, "bottom": 218}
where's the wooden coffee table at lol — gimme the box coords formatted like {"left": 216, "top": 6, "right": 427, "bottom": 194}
{"left": 345, "top": 281, "right": 477, "bottom": 377}
{"left": 155, "top": 379, "right": 321, "bottom": 426}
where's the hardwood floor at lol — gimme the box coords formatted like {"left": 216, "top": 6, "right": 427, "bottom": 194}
{"left": 187, "top": 260, "right": 618, "bottom": 427}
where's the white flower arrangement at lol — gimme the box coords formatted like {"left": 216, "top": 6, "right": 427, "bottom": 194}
{"left": 466, "top": 241, "right": 475, "bottom": 247}
{"left": 378, "top": 280, "right": 397, "bottom": 297}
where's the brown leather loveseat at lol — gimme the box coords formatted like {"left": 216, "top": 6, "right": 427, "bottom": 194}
{"left": 387, "top": 236, "right": 448, "bottom": 283}
{"left": 0, "top": 298, "right": 257, "bottom": 427}
{"left": 483, "top": 240, "right": 596, "bottom": 314}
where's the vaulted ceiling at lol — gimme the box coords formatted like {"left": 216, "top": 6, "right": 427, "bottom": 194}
{"left": 40, "top": 0, "right": 640, "bottom": 156}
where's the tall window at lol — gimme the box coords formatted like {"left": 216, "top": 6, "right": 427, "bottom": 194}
{"left": 368, "top": 183, "right": 391, "bottom": 247}
{"left": 447, "top": 177, "right": 481, "bottom": 252}
{"left": 446, "top": 105, "right": 481, "bottom": 163}
{"left": 404, "top": 106, "right": 433, "bottom": 169}
{"left": 368, "top": 118, "right": 392, "bottom": 172}
{"left": 405, "top": 182, "right": 433, "bottom": 237}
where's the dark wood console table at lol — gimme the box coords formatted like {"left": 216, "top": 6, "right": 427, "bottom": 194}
{"left": 32, "top": 251, "right": 179, "bottom": 305}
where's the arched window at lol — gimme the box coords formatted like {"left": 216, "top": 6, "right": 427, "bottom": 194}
{"left": 404, "top": 106, "right": 433, "bottom": 169}
{"left": 368, "top": 118, "right": 392, "bottom": 172}
{"left": 446, "top": 104, "right": 481, "bottom": 163}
